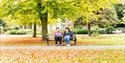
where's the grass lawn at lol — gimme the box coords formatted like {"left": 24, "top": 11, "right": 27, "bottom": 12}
{"left": 77, "top": 34, "right": 125, "bottom": 45}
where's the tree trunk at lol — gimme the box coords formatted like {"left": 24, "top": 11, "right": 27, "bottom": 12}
{"left": 87, "top": 23, "right": 91, "bottom": 36}
{"left": 24, "top": 26, "right": 27, "bottom": 29}
{"left": 37, "top": 2, "right": 48, "bottom": 41}
{"left": 33, "top": 22, "right": 36, "bottom": 37}
{"left": 41, "top": 15, "right": 48, "bottom": 41}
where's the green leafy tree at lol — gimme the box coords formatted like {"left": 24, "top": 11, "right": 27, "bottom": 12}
{"left": 73, "top": 0, "right": 117, "bottom": 36}
{"left": 123, "top": 9, "right": 125, "bottom": 24}
{"left": 114, "top": 3, "right": 125, "bottom": 20}
{"left": 0, "top": 19, "right": 7, "bottom": 34}
{"left": 0, "top": 0, "right": 79, "bottom": 40}
{"left": 112, "top": 3, "right": 125, "bottom": 28}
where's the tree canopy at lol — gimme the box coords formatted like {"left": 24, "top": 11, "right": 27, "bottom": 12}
{"left": 0, "top": 0, "right": 119, "bottom": 38}
{"left": 0, "top": 0, "right": 118, "bottom": 24}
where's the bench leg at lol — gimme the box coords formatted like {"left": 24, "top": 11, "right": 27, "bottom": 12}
{"left": 47, "top": 39, "right": 49, "bottom": 46}
{"left": 74, "top": 38, "right": 77, "bottom": 46}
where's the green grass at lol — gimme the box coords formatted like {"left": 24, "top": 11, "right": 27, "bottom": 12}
{"left": 77, "top": 34, "right": 125, "bottom": 45}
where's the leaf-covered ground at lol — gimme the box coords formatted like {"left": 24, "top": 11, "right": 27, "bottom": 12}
{"left": 0, "top": 35, "right": 124, "bottom": 63}
{"left": 0, "top": 34, "right": 125, "bottom": 46}
{"left": 0, "top": 47, "right": 125, "bottom": 63}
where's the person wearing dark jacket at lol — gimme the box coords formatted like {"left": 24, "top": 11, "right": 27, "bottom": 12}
{"left": 64, "top": 27, "right": 73, "bottom": 46}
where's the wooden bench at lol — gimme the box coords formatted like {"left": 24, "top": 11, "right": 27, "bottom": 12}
{"left": 46, "top": 34, "right": 77, "bottom": 46}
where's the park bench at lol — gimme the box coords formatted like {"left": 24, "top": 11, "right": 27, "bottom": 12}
{"left": 46, "top": 34, "right": 77, "bottom": 46}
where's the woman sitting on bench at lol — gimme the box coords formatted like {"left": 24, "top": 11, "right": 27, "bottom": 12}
{"left": 54, "top": 27, "right": 62, "bottom": 46}
{"left": 64, "top": 27, "right": 73, "bottom": 46}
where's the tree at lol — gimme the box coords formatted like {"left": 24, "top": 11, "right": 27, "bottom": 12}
{"left": 0, "top": 19, "right": 6, "bottom": 27}
{"left": 0, "top": 19, "right": 7, "bottom": 34}
{"left": 73, "top": 0, "right": 117, "bottom": 36}
{"left": 0, "top": 0, "right": 79, "bottom": 41}
{"left": 32, "top": 22, "right": 36, "bottom": 37}
{"left": 114, "top": 3, "right": 125, "bottom": 20}
{"left": 123, "top": 9, "right": 125, "bottom": 24}
{"left": 114, "top": 3, "right": 125, "bottom": 27}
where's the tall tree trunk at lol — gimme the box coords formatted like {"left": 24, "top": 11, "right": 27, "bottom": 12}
{"left": 24, "top": 26, "right": 27, "bottom": 29}
{"left": 0, "top": 28, "right": 1, "bottom": 34}
{"left": 41, "top": 15, "right": 48, "bottom": 41}
{"left": 37, "top": 2, "right": 48, "bottom": 41}
{"left": 87, "top": 23, "right": 91, "bottom": 36}
{"left": 33, "top": 22, "right": 36, "bottom": 37}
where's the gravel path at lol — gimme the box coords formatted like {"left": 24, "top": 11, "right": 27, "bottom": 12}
{"left": 0, "top": 45, "right": 125, "bottom": 50}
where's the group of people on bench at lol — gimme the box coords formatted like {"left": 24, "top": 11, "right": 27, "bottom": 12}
{"left": 54, "top": 27, "right": 73, "bottom": 46}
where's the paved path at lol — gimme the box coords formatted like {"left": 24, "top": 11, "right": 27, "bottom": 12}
{"left": 0, "top": 46, "right": 125, "bottom": 50}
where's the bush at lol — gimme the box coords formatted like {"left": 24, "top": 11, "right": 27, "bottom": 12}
{"left": 106, "top": 26, "right": 114, "bottom": 34}
{"left": 72, "top": 26, "right": 117, "bottom": 34}
{"left": 99, "top": 28, "right": 107, "bottom": 34}
{"left": 6, "top": 29, "right": 26, "bottom": 35}
{"left": 81, "top": 29, "right": 88, "bottom": 34}
{"left": 72, "top": 28, "right": 88, "bottom": 34}
{"left": 73, "top": 28, "right": 108, "bottom": 34}
{"left": 92, "top": 32, "right": 99, "bottom": 36}
{"left": 9, "top": 30, "right": 17, "bottom": 34}
{"left": 72, "top": 29, "right": 79, "bottom": 34}
{"left": 91, "top": 29, "right": 99, "bottom": 36}
{"left": 13, "top": 27, "right": 19, "bottom": 30}
{"left": 77, "top": 29, "right": 86, "bottom": 34}
{"left": 16, "top": 30, "right": 26, "bottom": 35}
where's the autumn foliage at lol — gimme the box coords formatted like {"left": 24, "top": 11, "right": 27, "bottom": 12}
{"left": 0, "top": 48, "right": 125, "bottom": 63}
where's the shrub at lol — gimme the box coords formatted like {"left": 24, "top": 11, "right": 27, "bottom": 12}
{"left": 72, "top": 29, "right": 79, "bottom": 34}
{"left": 73, "top": 28, "right": 108, "bottom": 34}
{"left": 99, "top": 28, "right": 107, "bottom": 34}
{"left": 106, "top": 26, "right": 114, "bottom": 34}
{"left": 72, "top": 27, "right": 118, "bottom": 34}
{"left": 91, "top": 29, "right": 99, "bottom": 36}
{"left": 92, "top": 32, "right": 99, "bottom": 36}
{"left": 9, "top": 30, "right": 17, "bottom": 34}
{"left": 16, "top": 30, "right": 26, "bottom": 35}
{"left": 77, "top": 29, "right": 86, "bottom": 34}
{"left": 72, "top": 28, "right": 88, "bottom": 34}
{"left": 81, "top": 29, "right": 88, "bottom": 34}
{"left": 6, "top": 29, "right": 26, "bottom": 35}
{"left": 13, "top": 27, "right": 19, "bottom": 30}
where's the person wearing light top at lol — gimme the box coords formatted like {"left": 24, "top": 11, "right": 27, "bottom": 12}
{"left": 54, "top": 27, "right": 62, "bottom": 46}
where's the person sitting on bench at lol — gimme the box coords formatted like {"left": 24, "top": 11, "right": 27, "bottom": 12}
{"left": 64, "top": 27, "right": 73, "bottom": 46}
{"left": 54, "top": 27, "right": 62, "bottom": 46}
